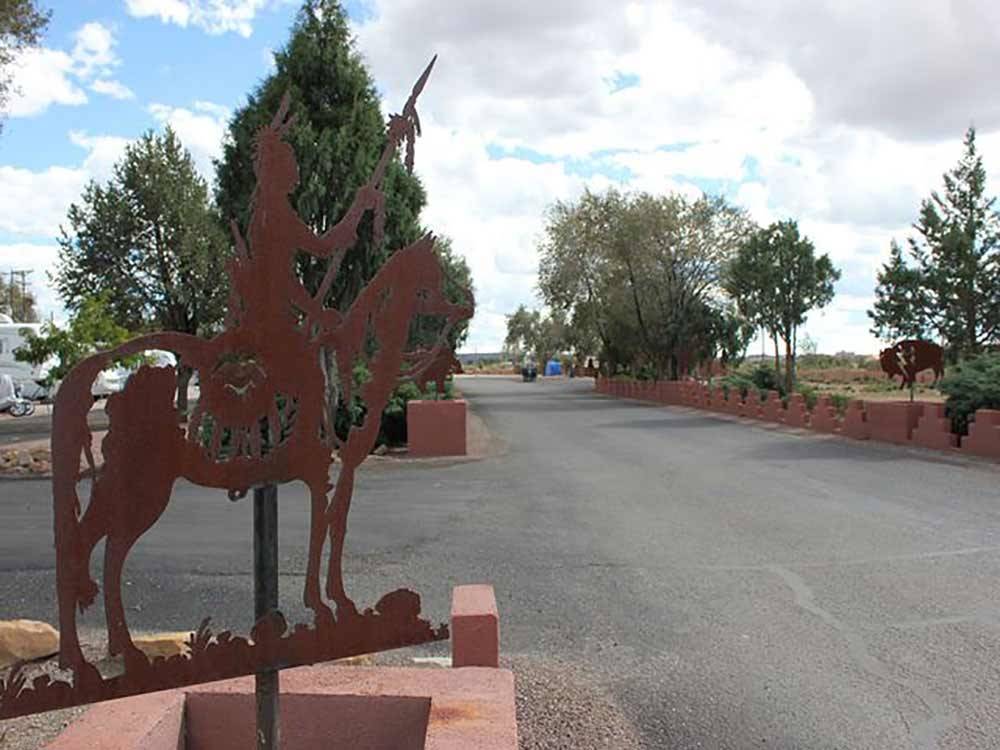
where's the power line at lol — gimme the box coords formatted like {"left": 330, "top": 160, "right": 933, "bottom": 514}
{"left": 4, "top": 269, "right": 34, "bottom": 321}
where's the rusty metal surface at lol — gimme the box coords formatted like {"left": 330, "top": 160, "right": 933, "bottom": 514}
{"left": 0, "top": 57, "right": 473, "bottom": 720}
{"left": 879, "top": 339, "right": 944, "bottom": 389}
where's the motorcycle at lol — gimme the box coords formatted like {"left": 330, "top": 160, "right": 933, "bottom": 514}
{"left": 0, "top": 374, "right": 36, "bottom": 418}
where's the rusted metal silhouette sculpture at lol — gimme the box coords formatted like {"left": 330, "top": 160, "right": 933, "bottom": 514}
{"left": 879, "top": 340, "right": 944, "bottom": 390}
{"left": 406, "top": 347, "right": 463, "bottom": 394}
{"left": 0, "top": 56, "right": 473, "bottom": 720}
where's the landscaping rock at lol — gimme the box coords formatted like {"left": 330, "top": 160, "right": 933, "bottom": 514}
{"left": 0, "top": 619, "right": 59, "bottom": 668}
{"left": 133, "top": 632, "right": 192, "bottom": 660}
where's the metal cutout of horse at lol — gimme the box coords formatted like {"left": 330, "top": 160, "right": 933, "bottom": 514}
{"left": 0, "top": 56, "right": 473, "bottom": 719}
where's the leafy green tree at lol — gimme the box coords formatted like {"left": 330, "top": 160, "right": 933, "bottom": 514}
{"left": 725, "top": 220, "right": 840, "bottom": 394}
{"left": 503, "top": 304, "right": 541, "bottom": 361}
{"left": 869, "top": 127, "right": 1000, "bottom": 358}
{"left": 15, "top": 295, "right": 132, "bottom": 386}
{"left": 538, "top": 187, "right": 755, "bottom": 378}
{"left": 0, "top": 0, "right": 49, "bottom": 133}
{"left": 55, "top": 127, "right": 229, "bottom": 411}
{"left": 214, "top": 0, "right": 425, "bottom": 315}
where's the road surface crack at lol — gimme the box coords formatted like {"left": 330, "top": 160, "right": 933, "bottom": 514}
{"left": 768, "top": 564, "right": 958, "bottom": 750}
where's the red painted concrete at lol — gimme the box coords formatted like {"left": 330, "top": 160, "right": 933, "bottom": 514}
{"left": 743, "top": 393, "right": 763, "bottom": 419}
{"left": 962, "top": 409, "right": 1000, "bottom": 459}
{"left": 46, "top": 584, "right": 515, "bottom": 749}
{"left": 47, "top": 666, "right": 517, "bottom": 750}
{"left": 784, "top": 394, "right": 809, "bottom": 428}
{"left": 760, "top": 391, "right": 783, "bottom": 423}
{"left": 809, "top": 396, "right": 841, "bottom": 434}
{"left": 451, "top": 584, "right": 500, "bottom": 668}
{"left": 867, "top": 402, "right": 924, "bottom": 445}
{"left": 841, "top": 400, "right": 870, "bottom": 440}
{"left": 912, "top": 403, "right": 958, "bottom": 451}
{"left": 45, "top": 690, "right": 185, "bottom": 750}
{"left": 407, "top": 399, "right": 467, "bottom": 457}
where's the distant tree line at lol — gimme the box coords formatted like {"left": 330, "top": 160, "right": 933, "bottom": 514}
{"left": 525, "top": 187, "right": 838, "bottom": 392}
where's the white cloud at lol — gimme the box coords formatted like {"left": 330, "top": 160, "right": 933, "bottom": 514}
{"left": 6, "top": 21, "right": 125, "bottom": 116}
{"left": 124, "top": 0, "right": 276, "bottom": 38}
{"left": 348, "top": 0, "right": 1000, "bottom": 354}
{"left": 0, "top": 133, "right": 129, "bottom": 238}
{"left": 71, "top": 22, "right": 118, "bottom": 78}
{"left": 147, "top": 101, "right": 230, "bottom": 178}
{"left": 90, "top": 79, "right": 134, "bottom": 100}
{"left": 6, "top": 48, "right": 86, "bottom": 117}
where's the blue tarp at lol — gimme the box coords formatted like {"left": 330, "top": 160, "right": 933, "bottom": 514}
{"left": 545, "top": 360, "right": 562, "bottom": 376}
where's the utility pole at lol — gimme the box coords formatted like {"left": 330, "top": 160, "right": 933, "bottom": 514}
{"left": 5, "top": 269, "right": 33, "bottom": 321}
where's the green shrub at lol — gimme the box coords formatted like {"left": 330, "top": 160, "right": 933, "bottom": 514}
{"left": 937, "top": 353, "right": 1000, "bottom": 435}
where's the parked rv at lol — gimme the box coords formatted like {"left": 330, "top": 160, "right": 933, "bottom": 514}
{"left": 0, "top": 313, "right": 172, "bottom": 400}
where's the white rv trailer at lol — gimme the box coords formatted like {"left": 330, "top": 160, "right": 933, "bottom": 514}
{"left": 0, "top": 313, "right": 166, "bottom": 399}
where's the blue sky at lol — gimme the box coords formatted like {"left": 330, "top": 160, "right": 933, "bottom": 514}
{"left": 2, "top": 1, "right": 998, "bottom": 355}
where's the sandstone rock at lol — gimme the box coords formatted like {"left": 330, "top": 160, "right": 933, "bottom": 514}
{"left": 0, "top": 619, "right": 59, "bottom": 668}
{"left": 133, "top": 632, "right": 192, "bottom": 661}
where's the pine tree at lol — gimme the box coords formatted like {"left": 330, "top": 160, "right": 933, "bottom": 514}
{"left": 869, "top": 127, "right": 1000, "bottom": 357}
{"left": 868, "top": 240, "right": 930, "bottom": 342}
{"left": 55, "top": 127, "right": 229, "bottom": 409}
{"left": 214, "top": 0, "right": 426, "bottom": 313}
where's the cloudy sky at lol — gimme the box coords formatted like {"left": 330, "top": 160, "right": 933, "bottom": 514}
{"left": 2, "top": 0, "right": 998, "bottom": 354}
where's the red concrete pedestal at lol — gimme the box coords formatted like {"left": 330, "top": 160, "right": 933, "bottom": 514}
{"left": 911, "top": 403, "right": 959, "bottom": 451}
{"left": 451, "top": 584, "right": 499, "bottom": 668}
{"left": 867, "top": 401, "right": 924, "bottom": 445}
{"left": 45, "top": 586, "right": 515, "bottom": 750}
{"left": 407, "top": 399, "right": 467, "bottom": 457}
{"left": 962, "top": 409, "right": 1000, "bottom": 459}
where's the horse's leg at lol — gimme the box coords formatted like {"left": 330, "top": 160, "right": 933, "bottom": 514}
{"left": 304, "top": 476, "right": 335, "bottom": 625}
{"left": 102, "top": 532, "right": 148, "bottom": 673}
{"left": 325, "top": 463, "right": 357, "bottom": 616}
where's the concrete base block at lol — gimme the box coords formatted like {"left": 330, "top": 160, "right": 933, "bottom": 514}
{"left": 451, "top": 584, "right": 499, "bottom": 668}
{"left": 407, "top": 400, "right": 467, "bottom": 457}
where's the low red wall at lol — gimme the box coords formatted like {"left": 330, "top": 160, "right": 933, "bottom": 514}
{"left": 594, "top": 379, "right": 1000, "bottom": 462}
{"left": 407, "top": 399, "right": 467, "bottom": 457}
{"left": 963, "top": 409, "right": 1000, "bottom": 459}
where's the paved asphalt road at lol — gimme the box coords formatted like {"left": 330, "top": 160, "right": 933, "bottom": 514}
{"left": 3, "top": 377, "right": 1000, "bottom": 748}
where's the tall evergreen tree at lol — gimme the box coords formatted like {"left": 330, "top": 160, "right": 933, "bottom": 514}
{"left": 868, "top": 127, "right": 1000, "bottom": 358}
{"left": 55, "top": 127, "right": 229, "bottom": 410}
{"left": 214, "top": 0, "right": 426, "bottom": 313}
{"left": 868, "top": 240, "right": 930, "bottom": 342}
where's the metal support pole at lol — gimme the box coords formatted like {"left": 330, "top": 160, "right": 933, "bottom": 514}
{"left": 254, "top": 484, "right": 279, "bottom": 750}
